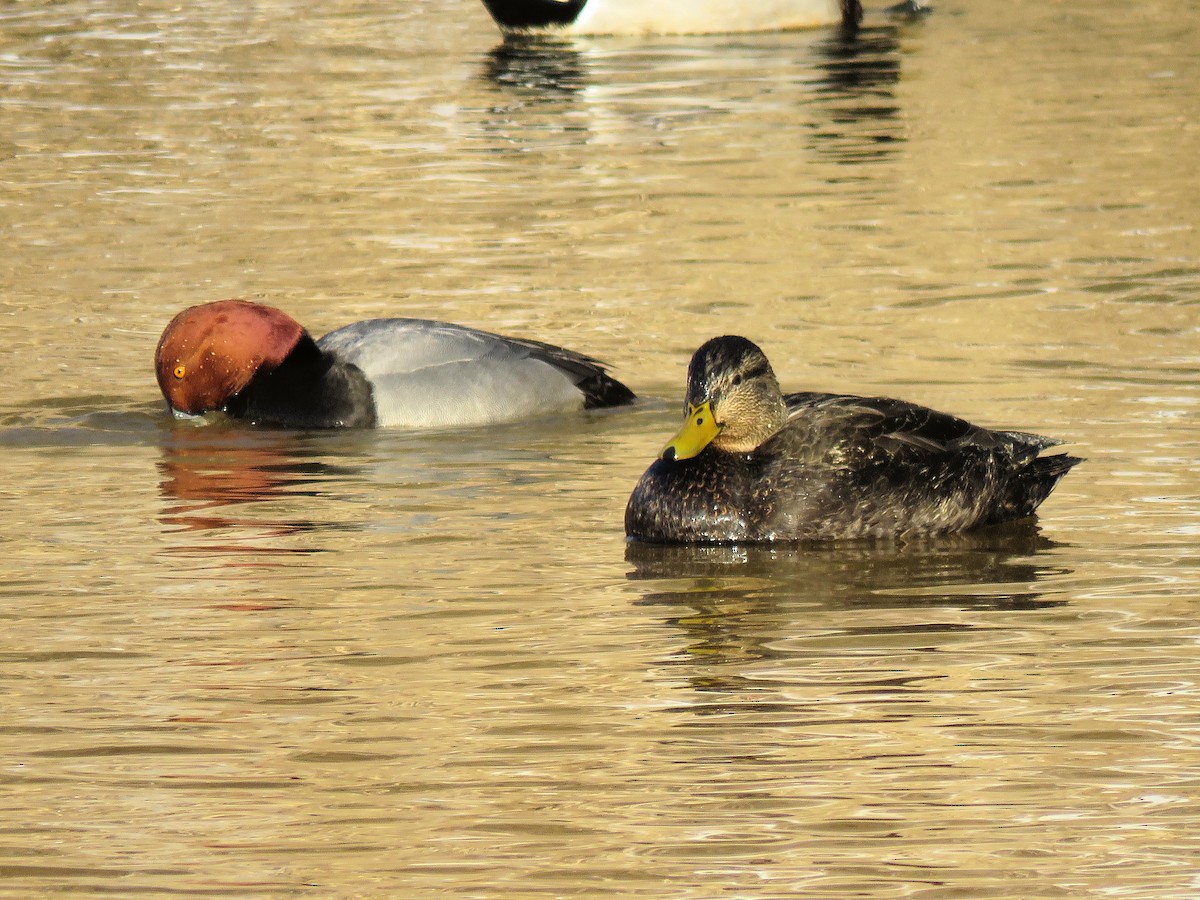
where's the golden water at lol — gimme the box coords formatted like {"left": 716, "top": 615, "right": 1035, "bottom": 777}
{"left": 2, "top": 0, "right": 1198, "bottom": 896}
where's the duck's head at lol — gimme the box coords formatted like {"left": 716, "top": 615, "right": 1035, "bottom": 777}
{"left": 155, "top": 299, "right": 307, "bottom": 416}
{"left": 660, "top": 336, "right": 789, "bottom": 461}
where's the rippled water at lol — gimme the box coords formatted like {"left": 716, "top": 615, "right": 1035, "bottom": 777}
{"left": 2, "top": 0, "right": 1199, "bottom": 896}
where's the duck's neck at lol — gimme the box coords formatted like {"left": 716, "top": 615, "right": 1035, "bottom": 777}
{"left": 226, "top": 335, "right": 377, "bottom": 428}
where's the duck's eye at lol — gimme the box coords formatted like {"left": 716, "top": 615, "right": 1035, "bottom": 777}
{"left": 173, "top": 365, "right": 187, "bottom": 380}
{"left": 731, "top": 373, "right": 743, "bottom": 386}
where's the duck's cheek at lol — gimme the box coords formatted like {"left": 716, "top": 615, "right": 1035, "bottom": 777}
{"left": 158, "top": 379, "right": 190, "bottom": 415}
{"left": 164, "top": 377, "right": 219, "bottom": 416}
{"left": 178, "top": 357, "right": 259, "bottom": 415}
{"left": 165, "top": 377, "right": 204, "bottom": 415}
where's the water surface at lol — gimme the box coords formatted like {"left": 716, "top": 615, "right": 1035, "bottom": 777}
{"left": 2, "top": 0, "right": 1199, "bottom": 896}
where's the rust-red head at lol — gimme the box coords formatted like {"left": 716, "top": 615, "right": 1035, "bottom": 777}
{"left": 155, "top": 299, "right": 306, "bottom": 415}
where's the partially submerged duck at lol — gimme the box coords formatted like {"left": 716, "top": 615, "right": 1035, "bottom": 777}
{"left": 625, "top": 336, "right": 1081, "bottom": 543}
{"left": 155, "top": 299, "right": 634, "bottom": 429}
{"left": 480, "top": 0, "right": 862, "bottom": 37}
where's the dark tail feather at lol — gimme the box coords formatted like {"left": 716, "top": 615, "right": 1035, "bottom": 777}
{"left": 578, "top": 371, "right": 636, "bottom": 409}
{"left": 988, "top": 452, "right": 1083, "bottom": 525}
{"left": 505, "top": 334, "right": 636, "bottom": 409}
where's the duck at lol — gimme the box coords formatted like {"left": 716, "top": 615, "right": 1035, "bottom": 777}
{"left": 479, "top": 0, "right": 862, "bottom": 36}
{"left": 625, "top": 336, "right": 1082, "bottom": 543}
{"left": 155, "top": 299, "right": 635, "bottom": 429}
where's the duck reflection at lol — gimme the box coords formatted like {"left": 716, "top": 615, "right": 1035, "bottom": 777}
{"left": 484, "top": 36, "right": 589, "bottom": 98}
{"left": 627, "top": 523, "right": 1071, "bottom": 670}
{"left": 157, "top": 426, "right": 360, "bottom": 550}
{"left": 479, "top": 25, "right": 909, "bottom": 162}
{"left": 810, "top": 26, "right": 904, "bottom": 163}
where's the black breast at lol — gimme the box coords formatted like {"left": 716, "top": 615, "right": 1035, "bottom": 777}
{"left": 625, "top": 451, "right": 760, "bottom": 543}
{"left": 226, "top": 336, "right": 377, "bottom": 429}
{"left": 480, "top": 0, "right": 587, "bottom": 30}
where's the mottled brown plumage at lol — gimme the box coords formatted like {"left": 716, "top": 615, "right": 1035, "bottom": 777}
{"left": 625, "top": 336, "right": 1082, "bottom": 543}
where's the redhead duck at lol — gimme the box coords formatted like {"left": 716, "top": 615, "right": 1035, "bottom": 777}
{"left": 155, "top": 299, "right": 635, "bottom": 428}
{"left": 626, "top": 336, "right": 1082, "bottom": 543}
{"left": 480, "top": 0, "right": 861, "bottom": 36}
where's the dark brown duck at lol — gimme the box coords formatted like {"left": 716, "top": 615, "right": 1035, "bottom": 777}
{"left": 625, "top": 336, "right": 1082, "bottom": 543}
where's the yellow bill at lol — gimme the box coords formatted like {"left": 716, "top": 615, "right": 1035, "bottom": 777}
{"left": 660, "top": 401, "right": 721, "bottom": 461}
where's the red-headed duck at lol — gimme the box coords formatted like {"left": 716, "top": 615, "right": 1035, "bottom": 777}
{"left": 626, "top": 336, "right": 1082, "bottom": 543}
{"left": 155, "top": 299, "right": 635, "bottom": 428}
